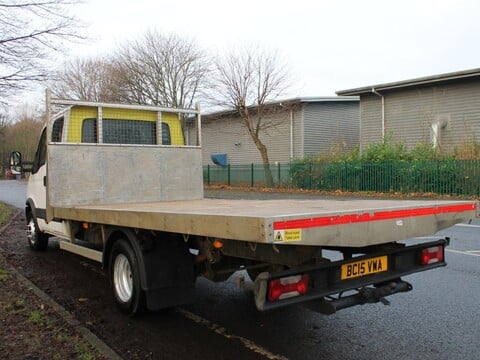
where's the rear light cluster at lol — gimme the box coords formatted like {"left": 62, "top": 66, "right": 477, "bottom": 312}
{"left": 421, "top": 246, "right": 444, "bottom": 265}
{"left": 268, "top": 274, "right": 309, "bottom": 302}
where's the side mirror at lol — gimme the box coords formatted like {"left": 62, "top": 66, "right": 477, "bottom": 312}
{"left": 9, "top": 151, "right": 23, "bottom": 174}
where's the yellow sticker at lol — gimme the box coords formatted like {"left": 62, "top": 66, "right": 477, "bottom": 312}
{"left": 274, "top": 229, "right": 302, "bottom": 242}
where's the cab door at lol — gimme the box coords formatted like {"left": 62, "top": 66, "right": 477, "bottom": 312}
{"left": 27, "top": 127, "right": 48, "bottom": 225}
{"left": 27, "top": 122, "right": 70, "bottom": 239}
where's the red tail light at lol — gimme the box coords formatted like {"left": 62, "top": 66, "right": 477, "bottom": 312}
{"left": 421, "top": 246, "right": 444, "bottom": 265}
{"left": 268, "top": 274, "right": 309, "bottom": 302}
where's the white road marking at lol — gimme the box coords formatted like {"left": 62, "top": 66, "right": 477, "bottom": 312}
{"left": 455, "top": 223, "right": 480, "bottom": 228}
{"left": 446, "top": 249, "right": 480, "bottom": 257}
{"left": 177, "top": 308, "right": 288, "bottom": 360}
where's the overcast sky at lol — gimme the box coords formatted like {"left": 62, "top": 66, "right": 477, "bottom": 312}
{"left": 26, "top": 0, "right": 480, "bottom": 108}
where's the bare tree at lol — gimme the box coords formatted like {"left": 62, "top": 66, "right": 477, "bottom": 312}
{"left": 0, "top": 105, "right": 43, "bottom": 176}
{"left": 6, "top": 117, "right": 43, "bottom": 163}
{"left": 212, "top": 47, "right": 290, "bottom": 187}
{"left": 0, "top": 113, "right": 10, "bottom": 175}
{"left": 51, "top": 57, "right": 120, "bottom": 102}
{"left": 0, "top": 113, "right": 8, "bottom": 135}
{"left": 0, "top": 0, "right": 83, "bottom": 99}
{"left": 111, "top": 30, "right": 211, "bottom": 108}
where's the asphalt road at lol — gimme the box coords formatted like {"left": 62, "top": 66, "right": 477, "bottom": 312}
{"left": 0, "top": 179, "right": 26, "bottom": 209}
{"left": 1, "top": 179, "right": 479, "bottom": 360}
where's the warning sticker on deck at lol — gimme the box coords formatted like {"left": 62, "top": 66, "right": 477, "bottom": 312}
{"left": 274, "top": 229, "right": 302, "bottom": 242}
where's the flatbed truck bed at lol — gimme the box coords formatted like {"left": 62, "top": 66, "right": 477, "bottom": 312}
{"left": 53, "top": 198, "right": 476, "bottom": 247}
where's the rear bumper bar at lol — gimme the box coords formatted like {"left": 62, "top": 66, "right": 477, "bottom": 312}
{"left": 254, "top": 238, "right": 448, "bottom": 312}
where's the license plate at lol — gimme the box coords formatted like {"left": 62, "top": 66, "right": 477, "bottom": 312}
{"left": 341, "top": 256, "right": 388, "bottom": 280}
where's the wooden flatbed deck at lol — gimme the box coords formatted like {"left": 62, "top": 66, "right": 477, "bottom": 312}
{"left": 53, "top": 198, "right": 477, "bottom": 247}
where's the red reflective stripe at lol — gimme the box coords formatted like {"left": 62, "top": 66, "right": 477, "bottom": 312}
{"left": 273, "top": 203, "right": 476, "bottom": 230}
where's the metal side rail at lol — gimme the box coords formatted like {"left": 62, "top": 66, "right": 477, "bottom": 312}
{"left": 253, "top": 238, "right": 448, "bottom": 312}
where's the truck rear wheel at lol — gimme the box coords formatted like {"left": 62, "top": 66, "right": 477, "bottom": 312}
{"left": 26, "top": 211, "right": 49, "bottom": 251}
{"left": 109, "top": 238, "right": 146, "bottom": 316}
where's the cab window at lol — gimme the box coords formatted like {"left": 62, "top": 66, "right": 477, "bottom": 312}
{"left": 160, "top": 123, "right": 171, "bottom": 145}
{"left": 81, "top": 119, "right": 171, "bottom": 145}
{"left": 51, "top": 117, "right": 64, "bottom": 142}
{"left": 32, "top": 128, "right": 47, "bottom": 174}
{"left": 82, "top": 119, "right": 96, "bottom": 143}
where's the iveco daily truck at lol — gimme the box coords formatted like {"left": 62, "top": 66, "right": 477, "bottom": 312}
{"left": 11, "top": 96, "right": 477, "bottom": 316}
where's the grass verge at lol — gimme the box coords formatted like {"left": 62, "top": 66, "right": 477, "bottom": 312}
{"left": 0, "top": 203, "right": 12, "bottom": 227}
{"left": 0, "top": 263, "right": 104, "bottom": 359}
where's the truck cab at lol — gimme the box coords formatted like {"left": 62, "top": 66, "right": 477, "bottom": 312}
{"left": 24, "top": 101, "right": 196, "bottom": 249}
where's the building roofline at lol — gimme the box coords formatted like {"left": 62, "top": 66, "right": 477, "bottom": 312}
{"left": 336, "top": 67, "right": 480, "bottom": 96}
{"left": 204, "top": 96, "right": 359, "bottom": 117}
{"left": 280, "top": 96, "right": 359, "bottom": 103}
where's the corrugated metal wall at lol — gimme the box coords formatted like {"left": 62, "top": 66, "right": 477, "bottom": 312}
{"left": 359, "top": 94, "right": 383, "bottom": 153}
{"left": 201, "top": 108, "right": 303, "bottom": 165}
{"left": 360, "top": 80, "right": 480, "bottom": 153}
{"left": 303, "top": 102, "right": 359, "bottom": 156}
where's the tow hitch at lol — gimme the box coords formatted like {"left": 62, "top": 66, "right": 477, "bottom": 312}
{"left": 303, "top": 280, "right": 412, "bottom": 315}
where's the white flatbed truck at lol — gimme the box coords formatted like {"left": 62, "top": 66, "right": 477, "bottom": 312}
{"left": 11, "top": 96, "right": 477, "bottom": 316}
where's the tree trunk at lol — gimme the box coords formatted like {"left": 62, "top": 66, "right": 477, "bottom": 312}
{"left": 256, "top": 140, "right": 274, "bottom": 187}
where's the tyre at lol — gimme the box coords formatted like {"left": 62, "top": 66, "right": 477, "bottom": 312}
{"left": 26, "top": 211, "right": 49, "bottom": 251}
{"left": 109, "top": 238, "right": 146, "bottom": 316}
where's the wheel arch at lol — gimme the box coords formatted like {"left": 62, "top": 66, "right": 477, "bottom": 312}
{"left": 103, "top": 227, "right": 149, "bottom": 291}
{"left": 102, "top": 227, "right": 196, "bottom": 311}
{"left": 25, "top": 198, "right": 37, "bottom": 223}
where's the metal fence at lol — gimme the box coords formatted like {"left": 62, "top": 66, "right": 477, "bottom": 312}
{"left": 204, "top": 160, "right": 480, "bottom": 196}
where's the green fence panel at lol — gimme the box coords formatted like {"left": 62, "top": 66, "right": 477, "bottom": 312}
{"left": 204, "top": 160, "right": 480, "bottom": 196}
